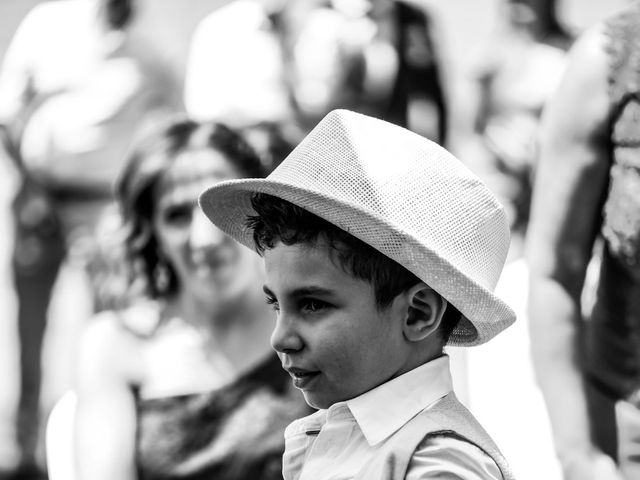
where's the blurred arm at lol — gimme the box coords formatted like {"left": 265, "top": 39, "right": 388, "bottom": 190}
{"left": 0, "top": 7, "right": 41, "bottom": 126}
{"left": 0, "top": 7, "right": 38, "bottom": 185}
{"left": 74, "top": 313, "right": 140, "bottom": 480}
{"left": 526, "top": 23, "right": 621, "bottom": 480}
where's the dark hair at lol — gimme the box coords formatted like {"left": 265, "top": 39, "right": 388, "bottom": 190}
{"left": 98, "top": 0, "right": 135, "bottom": 30}
{"left": 246, "top": 193, "right": 460, "bottom": 343}
{"left": 508, "top": 0, "right": 573, "bottom": 48}
{"left": 238, "top": 121, "right": 296, "bottom": 172}
{"left": 116, "top": 117, "right": 265, "bottom": 300}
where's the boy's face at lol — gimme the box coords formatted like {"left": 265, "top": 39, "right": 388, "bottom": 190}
{"left": 263, "top": 238, "right": 412, "bottom": 409}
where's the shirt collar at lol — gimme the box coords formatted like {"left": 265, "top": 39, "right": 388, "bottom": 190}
{"left": 346, "top": 355, "right": 452, "bottom": 446}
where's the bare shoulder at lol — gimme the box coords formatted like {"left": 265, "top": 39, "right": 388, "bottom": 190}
{"left": 81, "top": 301, "right": 160, "bottom": 345}
{"left": 569, "top": 21, "right": 609, "bottom": 61}
{"left": 545, "top": 22, "right": 611, "bottom": 133}
{"left": 569, "top": 22, "right": 610, "bottom": 92}
{"left": 77, "top": 311, "right": 137, "bottom": 379}
{"left": 77, "top": 304, "right": 159, "bottom": 384}
{"left": 80, "top": 310, "right": 129, "bottom": 353}
{"left": 536, "top": 21, "right": 612, "bottom": 188}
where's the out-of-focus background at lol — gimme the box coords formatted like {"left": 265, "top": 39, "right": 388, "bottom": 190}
{"left": 0, "top": 0, "right": 631, "bottom": 479}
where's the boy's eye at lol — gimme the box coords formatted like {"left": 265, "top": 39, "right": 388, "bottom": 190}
{"left": 301, "top": 299, "right": 329, "bottom": 313}
{"left": 162, "top": 205, "right": 192, "bottom": 225}
{"left": 265, "top": 295, "right": 280, "bottom": 312}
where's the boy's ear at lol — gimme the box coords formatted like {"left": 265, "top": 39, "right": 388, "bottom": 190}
{"left": 402, "top": 283, "right": 448, "bottom": 343}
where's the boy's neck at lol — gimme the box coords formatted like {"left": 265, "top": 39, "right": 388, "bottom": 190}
{"left": 402, "top": 341, "right": 445, "bottom": 374}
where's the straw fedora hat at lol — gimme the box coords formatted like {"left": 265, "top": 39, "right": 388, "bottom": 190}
{"left": 200, "top": 109, "right": 515, "bottom": 346}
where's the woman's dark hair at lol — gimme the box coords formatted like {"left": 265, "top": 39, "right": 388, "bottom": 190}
{"left": 116, "top": 117, "right": 265, "bottom": 300}
{"left": 246, "top": 193, "right": 460, "bottom": 344}
{"left": 98, "top": 0, "right": 135, "bottom": 30}
{"left": 510, "top": 0, "right": 573, "bottom": 48}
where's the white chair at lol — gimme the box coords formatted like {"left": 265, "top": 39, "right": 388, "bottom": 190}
{"left": 45, "top": 391, "right": 77, "bottom": 480}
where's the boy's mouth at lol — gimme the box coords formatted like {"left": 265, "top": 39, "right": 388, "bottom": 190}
{"left": 285, "top": 367, "right": 321, "bottom": 389}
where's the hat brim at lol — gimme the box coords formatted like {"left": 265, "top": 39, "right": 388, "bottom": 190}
{"left": 200, "top": 178, "right": 515, "bottom": 346}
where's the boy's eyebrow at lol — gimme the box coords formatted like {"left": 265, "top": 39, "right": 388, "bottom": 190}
{"left": 290, "top": 286, "right": 336, "bottom": 298}
{"left": 262, "top": 285, "right": 336, "bottom": 299}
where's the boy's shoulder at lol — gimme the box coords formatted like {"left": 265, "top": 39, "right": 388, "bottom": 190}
{"left": 410, "top": 434, "right": 503, "bottom": 479}
{"left": 357, "top": 392, "right": 513, "bottom": 480}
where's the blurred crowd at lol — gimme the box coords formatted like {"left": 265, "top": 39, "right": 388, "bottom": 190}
{"left": 0, "top": 0, "right": 635, "bottom": 479}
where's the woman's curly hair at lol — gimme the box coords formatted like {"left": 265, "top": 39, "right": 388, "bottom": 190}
{"left": 114, "top": 117, "right": 265, "bottom": 300}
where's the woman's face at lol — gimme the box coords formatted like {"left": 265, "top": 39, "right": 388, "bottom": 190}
{"left": 152, "top": 148, "right": 263, "bottom": 307}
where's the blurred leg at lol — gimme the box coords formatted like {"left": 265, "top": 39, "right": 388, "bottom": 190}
{"left": 616, "top": 399, "right": 640, "bottom": 480}
{"left": 10, "top": 190, "right": 65, "bottom": 474}
{"left": 585, "top": 377, "right": 618, "bottom": 462}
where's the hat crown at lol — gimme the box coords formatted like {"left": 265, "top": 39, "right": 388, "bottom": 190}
{"left": 199, "top": 109, "right": 516, "bottom": 345}
{"left": 266, "top": 110, "right": 510, "bottom": 292}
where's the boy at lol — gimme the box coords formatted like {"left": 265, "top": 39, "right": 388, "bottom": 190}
{"left": 199, "top": 109, "right": 516, "bottom": 479}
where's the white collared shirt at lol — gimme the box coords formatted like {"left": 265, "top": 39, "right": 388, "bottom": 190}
{"left": 283, "top": 355, "right": 502, "bottom": 480}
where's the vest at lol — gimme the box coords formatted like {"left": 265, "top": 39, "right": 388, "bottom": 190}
{"left": 354, "top": 392, "right": 515, "bottom": 480}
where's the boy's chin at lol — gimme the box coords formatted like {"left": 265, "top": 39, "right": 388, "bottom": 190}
{"left": 302, "top": 391, "right": 344, "bottom": 410}
{"left": 303, "top": 395, "right": 329, "bottom": 410}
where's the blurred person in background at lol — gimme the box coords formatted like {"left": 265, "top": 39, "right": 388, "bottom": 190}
{"left": 454, "top": 7, "right": 570, "bottom": 480}
{"left": 464, "top": 0, "right": 570, "bottom": 234}
{"left": 528, "top": 2, "right": 640, "bottom": 479}
{"left": 72, "top": 118, "right": 311, "bottom": 480}
{"left": 0, "top": 0, "right": 179, "bottom": 476}
{"left": 451, "top": 3, "right": 571, "bottom": 479}
{"left": 286, "top": 0, "right": 448, "bottom": 145}
{"left": 184, "top": 0, "right": 297, "bottom": 169}
{"left": 184, "top": 0, "right": 293, "bottom": 130}
{"left": 185, "top": 0, "right": 448, "bottom": 146}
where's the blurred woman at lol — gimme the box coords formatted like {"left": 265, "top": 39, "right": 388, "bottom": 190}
{"left": 73, "top": 118, "right": 310, "bottom": 480}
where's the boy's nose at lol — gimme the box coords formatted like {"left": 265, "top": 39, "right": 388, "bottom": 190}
{"left": 189, "top": 206, "right": 226, "bottom": 250}
{"left": 270, "top": 315, "right": 303, "bottom": 354}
